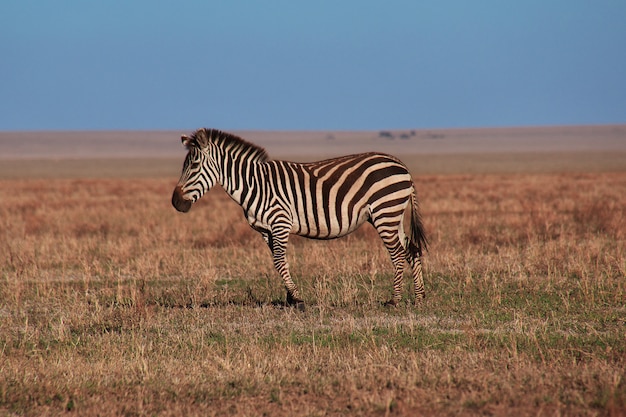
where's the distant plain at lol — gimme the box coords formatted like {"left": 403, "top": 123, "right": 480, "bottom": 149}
{"left": 1, "top": 125, "right": 625, "bottom": 178}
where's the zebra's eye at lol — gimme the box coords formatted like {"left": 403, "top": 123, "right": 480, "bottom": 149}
{"left": 190, "top": 162, "right": 201, "bottom": 170}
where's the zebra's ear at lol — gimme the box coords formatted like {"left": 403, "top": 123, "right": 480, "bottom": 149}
{"left": 181, "top": 135, "right": 193, "bottom": 148}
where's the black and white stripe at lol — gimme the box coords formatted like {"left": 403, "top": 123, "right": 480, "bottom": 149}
{"left": 172, "top": 128, "right": 427, "bottom": 307}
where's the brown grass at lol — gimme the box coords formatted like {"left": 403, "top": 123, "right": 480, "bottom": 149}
{"left": 1, "top": 172, "right": 625, "bottom": 416}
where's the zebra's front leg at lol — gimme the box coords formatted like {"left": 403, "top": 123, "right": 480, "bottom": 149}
{"left": 263, "top": 227, "right": 305, "bottom": 311}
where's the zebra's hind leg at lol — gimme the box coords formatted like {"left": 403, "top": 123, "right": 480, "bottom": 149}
{"left": 403, "top": 235, "right": 426, "bottom": 304}
{"left": 379, "top": 235, "right": 407, "bottom": 307}
{"left": 369, "top": 214, "right": 407, "bottom": 306}
{"left": 408, "top": 253, "right": 426, "bottom": 303}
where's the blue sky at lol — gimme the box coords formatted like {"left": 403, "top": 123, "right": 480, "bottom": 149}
{"left": 1, "top": 1, "right": 625, "bottom": 130}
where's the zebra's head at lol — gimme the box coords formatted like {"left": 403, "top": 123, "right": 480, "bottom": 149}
{"left": 172, "top": 129, "right": 219, "bottom": 213}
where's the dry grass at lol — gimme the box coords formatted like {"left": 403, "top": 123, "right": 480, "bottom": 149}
{"left": 1, "top": 172, "right": 625, "bottom": 416}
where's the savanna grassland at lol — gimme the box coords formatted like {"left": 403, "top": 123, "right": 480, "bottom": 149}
{"left": 1, "top": 168, "right": 625, "bottom": 416}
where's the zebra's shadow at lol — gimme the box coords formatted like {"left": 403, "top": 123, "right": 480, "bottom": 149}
{"left": 152, "top": 288, "right": 297, "bottom": 310}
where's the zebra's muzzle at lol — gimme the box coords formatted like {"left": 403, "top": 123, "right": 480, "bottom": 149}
{"left": 172, "top": 186, "right": 193, "bottom": 213}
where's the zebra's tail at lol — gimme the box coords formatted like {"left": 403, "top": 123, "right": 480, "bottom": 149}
{"left": 408, "top": 184, "right": 428, "bottom": 258}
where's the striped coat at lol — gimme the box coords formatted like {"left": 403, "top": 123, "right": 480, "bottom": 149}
{"left": 172, "top": 128, "right": 427, "bottom": 308}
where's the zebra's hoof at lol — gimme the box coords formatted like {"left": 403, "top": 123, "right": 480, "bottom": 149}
{"left": 286, "top": 294, "right": 306, "bottom": 312}
{"left": 287, "top": 300, "right": 305, "bottom": 312}
{"left": 383, "top": 299, "right": 399, "bottom": 307}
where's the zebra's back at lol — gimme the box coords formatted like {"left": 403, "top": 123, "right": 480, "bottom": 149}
{"left": 263, "top": 153, "right": 413, "bottom": 239}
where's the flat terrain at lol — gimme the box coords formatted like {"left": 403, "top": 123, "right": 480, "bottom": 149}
{"left": 1, "top": 126, "right": 625, "bottom": 416}
{"left": 1, "top": 125, "right": 626, "bottom": 177}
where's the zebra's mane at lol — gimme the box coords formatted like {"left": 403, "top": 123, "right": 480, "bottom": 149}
{"left": 188, "top": 128, "right": 270, "bottom": 163}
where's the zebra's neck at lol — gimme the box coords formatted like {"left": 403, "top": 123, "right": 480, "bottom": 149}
{"left": 215, "top": 147, "right": 264, "bottom": 208}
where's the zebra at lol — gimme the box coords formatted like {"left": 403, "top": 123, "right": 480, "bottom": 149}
{"left": 172, "top": 128, "right": 428, "bottom": 309}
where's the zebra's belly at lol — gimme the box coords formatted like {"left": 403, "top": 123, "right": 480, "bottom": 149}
{"left": 290, "top": 208, "right": 369, "bottom": 239}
